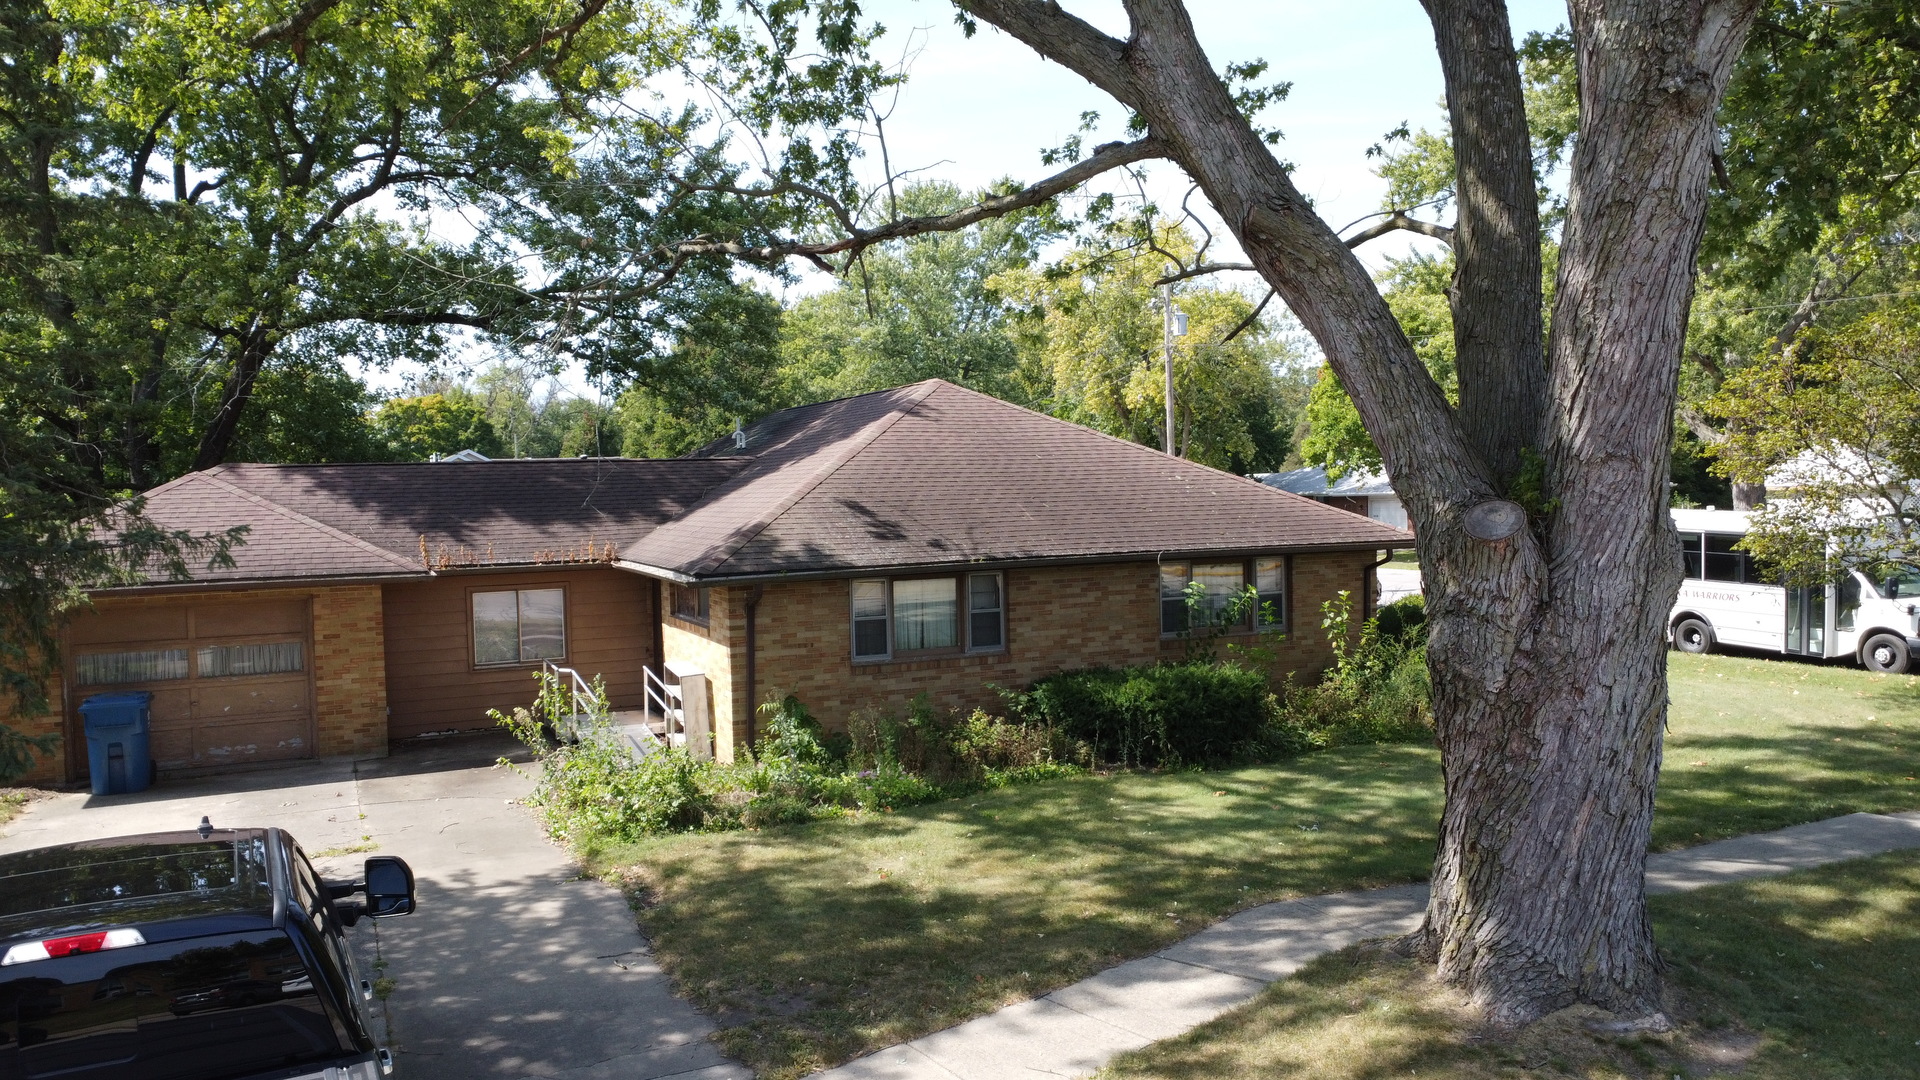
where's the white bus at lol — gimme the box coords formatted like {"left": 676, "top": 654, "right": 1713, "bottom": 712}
{"left": 1668, "top": 509, "right": 1920, "bottom": 674}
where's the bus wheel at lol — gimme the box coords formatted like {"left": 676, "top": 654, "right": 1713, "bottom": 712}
{"left": 1861, "top": 633, "right": 1911, "bottom": 674}
{"left": 1673, "top": 618, "right": 1714, "bottom": 655}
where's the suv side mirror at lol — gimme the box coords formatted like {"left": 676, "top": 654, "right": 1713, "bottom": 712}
{"left": 364, "top": 856, "right": 416, "bottom": 919}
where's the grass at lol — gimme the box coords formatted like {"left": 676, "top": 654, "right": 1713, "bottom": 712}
{"left": 1097, "top": 849, "right": 1920, "bottom": 1079}
{"left": 595, "top": 652, "right": 1919, "bottom": 1078}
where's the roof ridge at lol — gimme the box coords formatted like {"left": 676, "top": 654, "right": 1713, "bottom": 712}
{"left": 924, "top": 381, "right": 1389, "bottom": 521}
{"left": 688, "top": 381, "right": 944, "bottom": 575}
{"left": 192, "top": 472, "right": 421, "bottom": 571}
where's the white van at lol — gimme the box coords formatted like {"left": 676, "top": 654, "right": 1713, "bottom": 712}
{"left": 1668, "top": 509, "right": 1920, "bottom": 673}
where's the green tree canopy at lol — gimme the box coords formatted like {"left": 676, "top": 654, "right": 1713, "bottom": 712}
{"left": 370, "top": 393, "right": 502, "bottom": 461}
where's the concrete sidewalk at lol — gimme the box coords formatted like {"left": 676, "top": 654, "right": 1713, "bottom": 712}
{"left": 0, "top": 735, "right": 746, "bottom": 1080}
{"left": 813, "top": 810, "right": 1920, "bottom": 1080}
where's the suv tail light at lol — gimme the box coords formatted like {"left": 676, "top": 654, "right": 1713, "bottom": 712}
{"left": 2, "top": 928, "right": 147, "bottom": 966}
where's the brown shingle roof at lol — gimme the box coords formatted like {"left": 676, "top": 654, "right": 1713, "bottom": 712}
{"left": 121, "top": 380, "right": 1409, "bottom": 588}
{"left": 621, "top": 380, "right": 1411, "bottom": 580}
{"left": 129, "top": 458, "right": 743, "bottom": 584}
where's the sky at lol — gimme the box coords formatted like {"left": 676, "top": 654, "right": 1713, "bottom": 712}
{"left": 387, "top": 0, "right": 1574, "bottom": 399}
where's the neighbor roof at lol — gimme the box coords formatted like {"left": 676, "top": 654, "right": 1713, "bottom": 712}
{"left": 619, "top": 380, "right": 1410, "bottom": 581}
{"left": 1257, "top": 465, "right": 1399, "bottom": 499}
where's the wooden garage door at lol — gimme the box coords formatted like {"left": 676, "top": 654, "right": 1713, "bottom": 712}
{"left": 67, "top": 597, "right": 315, "bottom": 772}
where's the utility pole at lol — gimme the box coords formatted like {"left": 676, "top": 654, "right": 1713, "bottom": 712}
{"left": 1161, "top": 283, "right": 1186, "bottom": 457}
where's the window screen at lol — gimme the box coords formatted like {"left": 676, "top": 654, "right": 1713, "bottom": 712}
{"left": 75, "top": 649, "right": 188, "bottom": 686}
{"left": 967, "top": 574, "right": 1004, "bottom": 651}
{"left": 196, "top": 642, "right": 304, "bottom": 678}
{"left": 893, "top": 578, "right": 958, "bottom": 652}
{"left": 472, "top": 588, "right": 567, "bottom": 665}
{"left": 851, "top": 580, "right": 889, "bottom": 659}
{"left": 1254, "top": 558, "right": 1286, "bottom": 628}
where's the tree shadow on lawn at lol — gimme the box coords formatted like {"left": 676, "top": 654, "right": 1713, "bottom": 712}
{"left": 1654, "top": 717, "right": 1920, "bottom": 851}
{"left": 614, "top": 744, "right": 1444, "bottom": 1078}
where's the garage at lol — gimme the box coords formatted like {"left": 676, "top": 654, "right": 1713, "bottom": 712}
{"left": 65, "top": 596, "right": 315, "bottom": 775}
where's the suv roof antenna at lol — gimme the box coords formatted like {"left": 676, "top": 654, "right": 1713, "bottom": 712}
{"left": 197, "top": 816, "right": 213, "bottom": 839}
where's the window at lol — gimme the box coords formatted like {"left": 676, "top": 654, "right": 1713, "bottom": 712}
{"left": 1254, "top": 557, "right": 1287, "bottom": 629}
{"left": 1838, "top": 574, "right": 1862, "bottom": 632}
{"left": 670, "top": 584, "right": 710, "bottom": 624}
{"left": 1679, "top": 532, "right": 1703, "bottom": 579}
{"left": 196, "top": 641, "right": 304, "bottom": 678}
{"left": 472, "top": 587, "right": 567, "bottom": 666}
{"left": 850, "top": 573, "right": 1006, "bottom": 661}
{"left": 1703, "top": 533, "right": 1755, "bottom": 583}
{"left": 968, "top": 574, "right": 1004, "bottom": 650}
{"left": 75, "top": 649, "right": 188, "bottom": 686}
{"left": 1161, "top": 558, "right": 1285, "bottom": 636}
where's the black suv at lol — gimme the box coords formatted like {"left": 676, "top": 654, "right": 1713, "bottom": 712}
{"left": 0, "top": 825, "right": 416, "bottom": 1080}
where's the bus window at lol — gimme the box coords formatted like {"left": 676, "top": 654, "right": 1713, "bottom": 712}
{"left": 1704, "top": 534, "right": 1752, "bottom": 583}
{"left": 1882, "top": 566, "right": 1920, "bottom": 600}
{"left": 1679, "top": 533, "right": 1703, "bottom": 578}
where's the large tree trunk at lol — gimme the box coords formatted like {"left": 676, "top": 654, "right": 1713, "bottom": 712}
{"left": 959, "top": 0, "right": 1756, "bottom": 1024}
{"left": 192, "top": 323, "right": 276, "bottom": 472}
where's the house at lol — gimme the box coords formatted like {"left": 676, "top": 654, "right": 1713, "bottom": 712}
{"left": 1256, "top": 465, "right": 1410, "bottom": 532}
{"left": 8, "top": 380, "right": 1411, "bottom": 785}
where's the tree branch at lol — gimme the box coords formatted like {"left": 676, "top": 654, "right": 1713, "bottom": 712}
{"left": 450, "top": 0, "right": 611, "bottom": 122}
{"left": 1221, "top": 288, "right": 1275, "bottom": 344}
{"left": 671, "top": 136, "right": 1167, "bottom": 264}
{"left": 246, "top": 0, "right": 342, "bottom": 51}
{"left": 1343, "top": 211, "right": 1456, "bottom": 248}
{"left": 1152, "top": 261, "right": 1255, "bottom": 286}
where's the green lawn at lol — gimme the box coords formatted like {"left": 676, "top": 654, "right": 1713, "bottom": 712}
{"left": 597, "top": 652, "right": 1920, "bottom": 1079}
{"left": 1099, "top": 849, "right": 1920, "bottom": 1080}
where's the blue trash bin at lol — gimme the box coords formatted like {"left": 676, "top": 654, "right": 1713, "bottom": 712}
{"left": 79, "top": 691, "right": 154, "bottom": 796}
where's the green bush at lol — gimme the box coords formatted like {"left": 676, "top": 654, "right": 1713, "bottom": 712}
{"left": 497, "top": 676, "right": 1082, "bottom": 842}
{"left": 1006, "top": 661, "right": 1277, "bottom": 768}
{"left": 1272, "top": 591, "right": 1433, "bottom": 751}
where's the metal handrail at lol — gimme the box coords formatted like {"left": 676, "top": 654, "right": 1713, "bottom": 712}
{"left": 642, "top": 665, "right": 682, "bottom": 739}
{"left": 542, "top": 661, "right": 613, "bottom": 743}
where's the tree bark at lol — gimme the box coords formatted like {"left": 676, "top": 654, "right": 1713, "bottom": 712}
{"left": 192, "top": 324, "right": 276, "bottom": 472}
{"left": 958, "top": 0, "right": 1757, "bottom": 1024}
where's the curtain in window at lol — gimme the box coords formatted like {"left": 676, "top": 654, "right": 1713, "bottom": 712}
{"left": 197, "top": 642, "right": 305, "bottom": 678}
{"left": 892, "top": 578, "right": 957, "bottom": 651}
{"left": 75, "top": 650, "right": 188, "bottom": 686}
{"left": 1160, "top": 564, "right": 1191, "bottom": 634}
{"left": 852, "top": 580, "right": 889, "bottom": 657}
{"left": 968, "top": 574, "right": 1003, "bottom": 649}
{"left": 1192, "top": 563, "right": 1246, "bottom": 627}
{"left": 1254, "top": 558, "right": 1286, "bottom": 627}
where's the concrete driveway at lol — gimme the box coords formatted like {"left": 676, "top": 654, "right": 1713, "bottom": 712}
{"left": 0, "top": 734, "right": 744, "bottom": 1080}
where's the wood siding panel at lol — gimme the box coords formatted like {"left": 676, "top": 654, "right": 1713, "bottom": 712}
{"left": 382, "top": 568, "right": 656, "bottom": 739}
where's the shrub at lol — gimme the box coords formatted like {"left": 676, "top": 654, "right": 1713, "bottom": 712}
{"left": 498, "top": 673, "right": 1081, "bottom": 842}
{"left": 1272, "top": 591, "right": 1433, "bottom": 751}
{"left": 1007, "top": 661, "right": 1277, "bottom": 768}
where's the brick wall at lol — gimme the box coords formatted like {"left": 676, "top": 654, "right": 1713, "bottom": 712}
{"left": 738, "top": 552, "right": 1378, "bottom": 741}
{"left": 661, "top": 586, "right": 745, "bottom": 760}
{"left": 310, "top": 585, "right": 388, "bottom": 758}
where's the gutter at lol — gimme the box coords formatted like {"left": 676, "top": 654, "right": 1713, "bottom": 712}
{"left": 743, "top": 584, "right": 765, "bottom": 749}
{"left": 614, "top": 540, "right": 1413, "bottom": 588}
{"left": 1365, "top": 548, "right": 1395, "bottom": 619}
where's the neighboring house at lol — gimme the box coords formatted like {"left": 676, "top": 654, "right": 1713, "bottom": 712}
{"left": 1256, "top": 466, "right": 1410, "bottom": 532}
{"left": 8, "top": 380, "right": 1410, "bottom": 786}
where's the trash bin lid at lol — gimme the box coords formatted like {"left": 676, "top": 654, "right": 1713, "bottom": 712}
{"left": 78, "top": 691, "right": 154, "bottom": 714}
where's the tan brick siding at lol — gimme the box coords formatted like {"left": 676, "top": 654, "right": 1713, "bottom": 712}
{"left": 661, "top": 587, "right": 746, "bottom": 760}
{"left": 310, "top": 585, "right": 388, "bottom": 758}
{"left": 717, "top": 552, "right": 1379, "bottom": 750}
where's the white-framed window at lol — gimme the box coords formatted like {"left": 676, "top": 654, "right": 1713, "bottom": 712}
{"left": 472, "top": 587, "right": 567, "bottom": 666}
{"left": 1161, "top": 557, "right": 1288, "bottom": 636}
{"left": 670, "top": 583, "right": 710, "bottom": 624}
{"left": 849, "top": 572, "right": 1006, "bottom": 662}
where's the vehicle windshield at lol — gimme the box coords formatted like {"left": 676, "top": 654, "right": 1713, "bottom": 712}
{"left": 1882, "top": 565, "right": 1920, "bottom": 600}
{"left": 0, "top": 929, "right": 346, "bottom": 1080}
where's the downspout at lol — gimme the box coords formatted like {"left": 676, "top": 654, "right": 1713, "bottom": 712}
{"left": 743, "top": 584, "right": 765, "bottom": 749}
{"left": 1365, "top": 548, "right": 1394, "bottom": 620}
